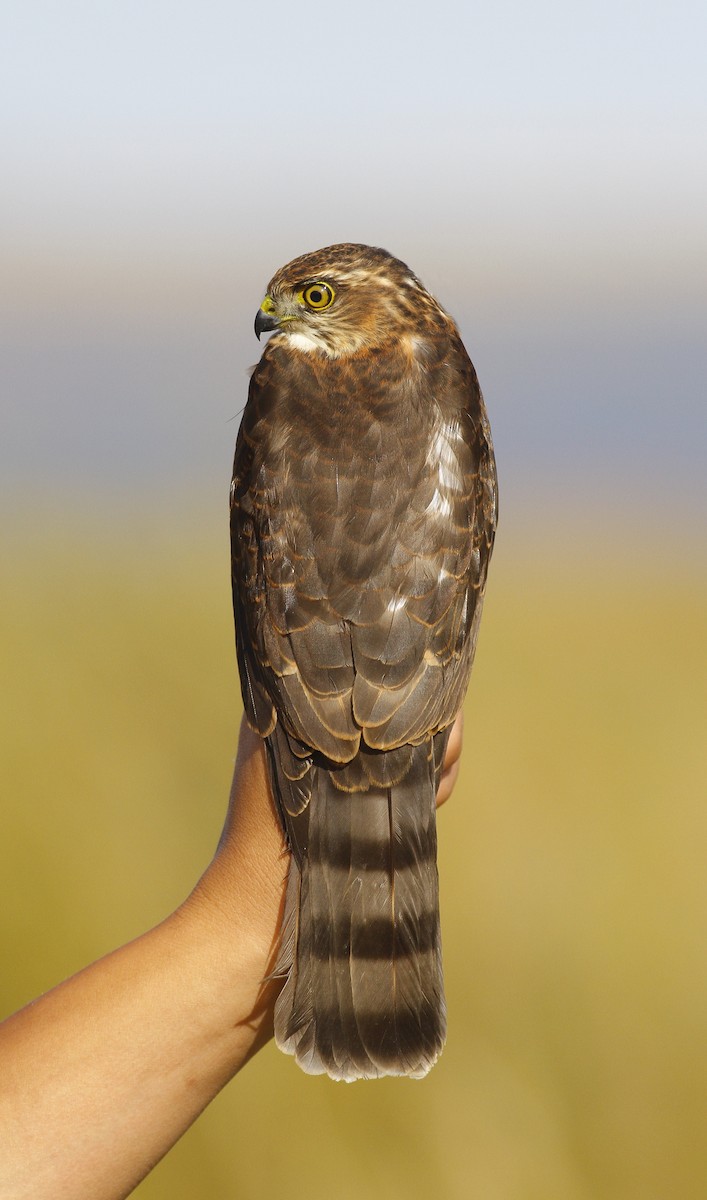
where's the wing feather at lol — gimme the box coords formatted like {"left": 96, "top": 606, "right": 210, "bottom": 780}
{"left": 231, "top": 328, "right": 496, "bottom": 798}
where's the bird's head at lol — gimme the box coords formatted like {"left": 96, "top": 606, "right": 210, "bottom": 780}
{"left": 254, "top": 243, "right": 449, "bottom": 358}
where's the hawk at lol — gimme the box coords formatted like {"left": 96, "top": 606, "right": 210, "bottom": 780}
{"left": 230, "top": 244, "right": 497, "bottom": 1081}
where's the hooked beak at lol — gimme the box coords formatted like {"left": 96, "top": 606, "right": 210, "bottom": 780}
{"left": 254, "top": 296, "right": 279, "bottom": 340}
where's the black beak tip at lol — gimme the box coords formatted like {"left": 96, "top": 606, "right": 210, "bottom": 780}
{"left": 254, "top": 309, "right": 278, "bottom": 340}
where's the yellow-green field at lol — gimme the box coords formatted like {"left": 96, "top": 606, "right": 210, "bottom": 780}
{"left": 2, "top": 514, "right": 706, "bottom": 1199}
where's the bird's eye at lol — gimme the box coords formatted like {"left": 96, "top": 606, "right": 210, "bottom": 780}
{"left": 302, "top": 282, "right": 335, "bottom": 310}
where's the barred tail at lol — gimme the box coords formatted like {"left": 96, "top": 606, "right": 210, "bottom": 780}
{"left": 273, "top": 739, "right": 446, "bottom": 1081}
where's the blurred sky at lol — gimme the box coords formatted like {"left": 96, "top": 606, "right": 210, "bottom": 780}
{"left": 2, "top": 0, "right": 706, "bottom": 540}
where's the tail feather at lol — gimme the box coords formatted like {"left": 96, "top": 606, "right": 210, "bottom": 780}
{"left": 273, "top": 737, "right": 447, "bottom": 1081}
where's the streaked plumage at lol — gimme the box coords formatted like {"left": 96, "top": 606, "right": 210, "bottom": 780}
{"left": 230, "top": 243, "right": 497, "bottom": 1080}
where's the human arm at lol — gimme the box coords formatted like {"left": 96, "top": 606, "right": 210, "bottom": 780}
{"left": 0, "top": 714, "right": 462, "bottom": 1200}
{"left": 0, "top": 723, "right": 285, "bottom": 1200}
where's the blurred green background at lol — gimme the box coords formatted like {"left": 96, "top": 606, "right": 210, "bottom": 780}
{"left": 2, "top": 519, "right": 705, "bottom": 1198}
{"left": 2, "top": 1, "right": 707, "bottom": 1197}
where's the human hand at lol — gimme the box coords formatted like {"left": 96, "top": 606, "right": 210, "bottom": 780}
{"left": 206, "top": 708, "right": 464, "bottom": 952}
{"left": 437, "top": 711, "right": 463, "bottom": 806}
{"left": 215, "top": 707, "right": 464, "bottom": 895}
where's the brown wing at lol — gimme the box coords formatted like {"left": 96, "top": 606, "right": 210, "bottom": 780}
{"left": 230, "top": 346, "right": 359, "bottom": 767}
{"left": 348, "top": 347, "right": 496, "bottom": 752}
{"left": 230, "top": 332, "right": 496, "bottom": 817}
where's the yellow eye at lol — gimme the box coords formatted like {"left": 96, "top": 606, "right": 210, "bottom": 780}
{"left": 302, "top": 282, "right": 335, "bottom": 310}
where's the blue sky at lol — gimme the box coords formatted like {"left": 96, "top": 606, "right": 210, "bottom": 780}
{"left": 2, "top": 0, "right": 706, "bottom": 539}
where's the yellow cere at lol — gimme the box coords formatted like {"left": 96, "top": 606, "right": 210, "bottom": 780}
{"left": 260, "top": 295, "right": 276, "bottom": 314}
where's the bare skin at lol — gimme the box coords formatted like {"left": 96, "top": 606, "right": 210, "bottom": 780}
{"left": 0, "top": 713, "right": 463, "bottom": 1200}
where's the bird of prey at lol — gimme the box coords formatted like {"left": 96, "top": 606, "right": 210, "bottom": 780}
{"left": 230, "top": 243, "right": 497, "bottom": 1081}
